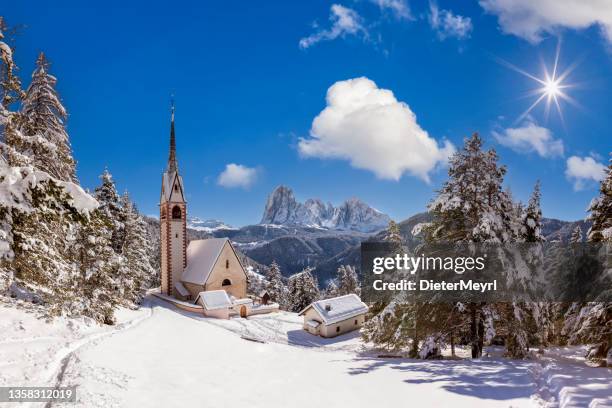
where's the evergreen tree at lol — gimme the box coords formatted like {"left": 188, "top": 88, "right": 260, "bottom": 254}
{"left": 323, "top": 279, "right": 338, "bottom": 299}
{"left": 264, "top": 260, "right": 286, "bottom": 306}
{"left": 522, "top": 181, "right": 544, "bottom": 242}
{"left": 94, "top": 169, "right": 123, "bottom": 253}
{"left": 0, "top": 17, "right": 23, "bottom": 109}
{"left": 570, "top": 225, "right": 583, "bottom": 243}
{"left": 119, "top": 192, "right": 155, "bottom": 304}
{"left": 18, "top": 52, "right": 76, "bottom": 181}
{"left": 426, "top": 133, "right": 514, "bottom": 244}
{"left": 566, "top": 156, "right": 612, "bottom": 365}
{"left": 336, "top": 264, "right": 360, "bottom": 296}
{"left": 385, "top": 220, "right": 402, "bottom": 244}
{"left": 72, "top": 207, "right": 119, "bottom": 324}
{"left": 425, "top": 134, "right": 510, "bottom": 357}
{"left": 586, "top": 155, "right": 612, "bottom": 243}
{"left": 287, "top": 267, "right": 319, "bottom": 312}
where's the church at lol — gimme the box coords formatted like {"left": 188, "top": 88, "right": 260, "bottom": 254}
{"left": 159, "top": 106, "right": 248, "bottom": 303}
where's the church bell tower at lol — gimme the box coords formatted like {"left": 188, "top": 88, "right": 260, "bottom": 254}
{"left": 160, "top": 103, "right": 187, "bottom": 297}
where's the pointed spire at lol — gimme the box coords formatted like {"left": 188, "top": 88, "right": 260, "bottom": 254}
{"left": 167, "top": 99, "right": 177, "bottom": 173}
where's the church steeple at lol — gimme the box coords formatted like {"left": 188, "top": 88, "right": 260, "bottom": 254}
{"left": 160, "top": 99, "right": 187, "bottom": 298}
{"left": 167, "top": 101, "right": 178, "bottom": 174}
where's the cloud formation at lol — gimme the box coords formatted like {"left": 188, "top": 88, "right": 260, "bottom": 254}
{"left": 371, "top": 0, "right": 412, "bottom": 20}
{"left": 429, "top": 2, "right": 473, "bottom": 40}
{"left": 299, "top": 4, "right": 367, "bottom": 49}
{"left": 565, "top": 155, "right": 606, "bottom": 190}
{"left": 493, "top": 120, "right": 564, "bottom": 158}
{"left": 479, "top": 0, "right": 612, "bottom": 44}
{"left": 298, "top": 77, "right": 454, "bottom": 182}
{"left": 217, "top": 164, "right": 259, "bottom": 189}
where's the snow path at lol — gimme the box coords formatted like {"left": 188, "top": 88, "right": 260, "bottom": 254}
{"left": 0, "top": 300, "right": 151, "bottom": 408}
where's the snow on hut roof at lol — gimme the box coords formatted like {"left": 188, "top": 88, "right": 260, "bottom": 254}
{"left": 181, "top": 238, "right": 237, "bottom": 285}
{"left": 195, "top": 290, "right": 232, "bottom": 310}
{"left": 306, "top": 320, "right": 321, "bottom": 328}
{"left": 298, "top": 294, "right": 368, "bottom": 325}
{"left": 174, "top": 281, "right": 189, "bottom": 297}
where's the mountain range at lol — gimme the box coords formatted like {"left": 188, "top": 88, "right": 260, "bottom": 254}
{"left": 260, "top": 185, "right": 391, "bottom": 233}
{"left": 146, "top": 185, "right": 591, "bottom": 286}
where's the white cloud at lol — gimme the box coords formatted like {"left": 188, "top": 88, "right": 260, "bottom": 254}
{"left": 371, "top": 0, "right": 412, "bottom": 20}
{"left": 298, "top": 77, "right": 454, "bottom": 182}
{"left": 217, "top": 164, "right": 259, "bottom": 189}
{"left": 565, "top": 155, "right": 606, "bottom": 190}
{"left": 492, "top": 120, "right": 564, "bottom": 158}
{"left": 479, "top": 0, "right": 612, "bottom": 44}
{"left": 429, "top": 2, "right": 473, "bottom": 40}
{"left": 299, "top": 4, "right": 367, "bottom": 49}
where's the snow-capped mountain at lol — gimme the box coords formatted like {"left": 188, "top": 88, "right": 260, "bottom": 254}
{"left": 260, "top": 185, "right": 391, "bottom": 232}
{"left": 187, "top": 217, "right": 235, "bottom": 232}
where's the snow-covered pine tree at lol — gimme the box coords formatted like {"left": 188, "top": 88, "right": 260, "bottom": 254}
{"left": 0, "top": 18, "right": 29, "bottom": 169}
{"left": 336, "top": 264, "right": 360, "bottom": 296}
{"left": 586, "top": 155, "right": 611, "bottom": 243}
{"left": 424, "top": 133, "right": 520, "bottom": 358}
{"left": 522, "top": 181, "right": 544, "bottom": 243}
{"left": 72, "top": 206, "right": 119, "bottom": 324}
{"left": 570, "top": 225, "right": 583, "bottom": 243}
{"left": 426, "top": 133, "right": 513, "bottom": 244}
{"left": 119, "top": 192, "right": 155, "bottom": 305}
{"left": 0, "top": 17, "right": 23, "bottom": 110}
{"left": 565, "top": 157, "right": 612, "bottom": 365}
{"left": 286, "top": 267, "right": 319, "bottom": 312}
{"left": 94, "top": 169, "right": 123, "bottom": 253}
{"left": 362, "top": 219, "right": 417, "bottom": 353}
{"left": 323, "top": 279, "right": 338, "bottom": 299}
{"left": 385, "top": 220, "right": 402, "bottom": 244}
{"left": 265, "top": 260, "right": 286, "bottom": 306}
{"left": 18, "top": 52, "right": 76, "bottom": 182}
{"left": 1, "top": 163, "right": 98, "bottom": 318}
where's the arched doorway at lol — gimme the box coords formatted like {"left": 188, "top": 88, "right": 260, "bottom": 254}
{"left": 240, "top": 305, "right": 247, "bottom": 318}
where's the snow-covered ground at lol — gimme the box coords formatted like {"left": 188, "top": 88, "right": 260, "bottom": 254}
{"left": 1, "top": 296, "right": 610, "bottom": 408}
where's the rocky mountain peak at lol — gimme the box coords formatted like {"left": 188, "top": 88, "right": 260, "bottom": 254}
{"left": 260, "top": 185, "right": 390, "bottom": 232}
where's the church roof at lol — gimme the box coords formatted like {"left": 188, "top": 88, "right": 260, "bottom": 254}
{"left": 181, "top": 238, "right": 243, "bottom": 285}
{"left": 298, "top": 294, "right": 368, "bottom": 325}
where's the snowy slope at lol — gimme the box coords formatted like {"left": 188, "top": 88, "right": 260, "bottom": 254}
{"left": 2, "top": 297, "right": 610, "bottom": 408}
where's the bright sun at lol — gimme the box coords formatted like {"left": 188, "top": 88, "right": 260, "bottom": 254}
{"left": 544, "top": 78, "right": 561, "bottom": 98}
{"left": 498, "top": 40, "right": 579, "bottom": 124}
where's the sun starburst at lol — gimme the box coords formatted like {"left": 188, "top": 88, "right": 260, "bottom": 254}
{"left": 497, "top": 40, "right": 580, "bottom": 125}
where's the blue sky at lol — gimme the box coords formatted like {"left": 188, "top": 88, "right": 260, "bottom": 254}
{"left": 4, "top": 0, "right": 611, "bottom": 226}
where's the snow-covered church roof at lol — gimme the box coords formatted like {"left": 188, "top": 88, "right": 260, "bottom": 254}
{"left": 298, "top": 294, "right": 368, "bottom": 325}
{"left": 181, "top": 238, "right": 244, "bottom": 285}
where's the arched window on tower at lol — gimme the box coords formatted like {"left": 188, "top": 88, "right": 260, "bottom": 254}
{"left": 226, "top": 259, "right": 229, "bottom": 269}
{"left": 161, "top": 207, "right": 167, "bottom": 220}
{"left": 222, "top": 279, "right": 232, "bottom": 286}
{"left": 172, "top": 206, "right": 182, "bottom": 220}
